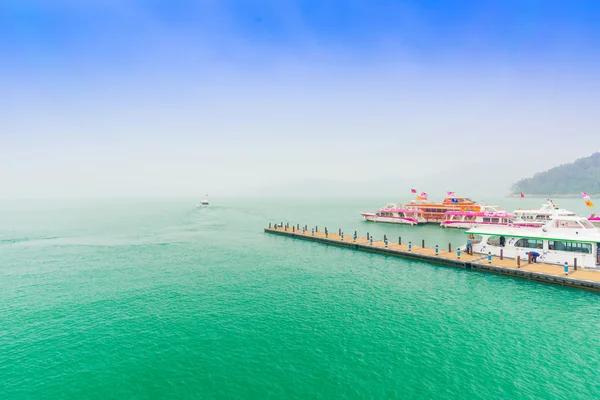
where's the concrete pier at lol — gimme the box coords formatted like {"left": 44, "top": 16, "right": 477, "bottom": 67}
{"left": 265, "top": 225, "right": 600, "bottom": 292}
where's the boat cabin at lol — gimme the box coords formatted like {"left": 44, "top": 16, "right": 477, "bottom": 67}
{"left": 464, "top": 216, "right": 600, "bottom": 269}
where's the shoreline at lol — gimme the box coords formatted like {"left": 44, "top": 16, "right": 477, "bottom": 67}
{"left": 507, "top": 193, "right": 599, "bottom": 198}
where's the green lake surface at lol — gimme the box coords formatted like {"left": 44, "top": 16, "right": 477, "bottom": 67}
{"left": 1, "top": 197, "right": 599, "bottom": 399}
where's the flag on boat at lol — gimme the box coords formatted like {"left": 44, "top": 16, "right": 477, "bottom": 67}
{"left": 419, "top": 192, "right": 428, "bottom": 200}
{"left": 411, "top": 189, "right": 417, "bottom": 193}
{"left": 520, "top": 193, "right": 524, "bottom": 198}
{"left": 447, "top": 191, "right": 455, "bottom": 197}
{"left": 581, "top": 192, "right": 594, "bottom": 206}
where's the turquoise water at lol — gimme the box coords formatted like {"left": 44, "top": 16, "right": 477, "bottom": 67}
{"left": 1, "top": 197, "right": 599, "bottom": 399}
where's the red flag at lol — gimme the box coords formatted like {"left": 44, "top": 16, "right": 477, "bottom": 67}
{"left": 520, "top": 193, "right": 524, "bottom": 198}
{"left": 411, "top": 189, "right": 416, "bottom": 193}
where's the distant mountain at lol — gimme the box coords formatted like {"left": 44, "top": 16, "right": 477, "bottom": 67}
{"left": 511, "top": 152, "right": 600, "bottom": 196}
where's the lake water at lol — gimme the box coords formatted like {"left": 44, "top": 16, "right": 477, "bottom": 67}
{"left": 1, "top": 197, "right": 599, "bottom": 399}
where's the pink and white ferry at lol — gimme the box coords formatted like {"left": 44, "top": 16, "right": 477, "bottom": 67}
{"left": 440, "top": 205, "right": 515, "bottom": 229}
{"left": 361, "top": 203, "right": 427, "bottom": 225}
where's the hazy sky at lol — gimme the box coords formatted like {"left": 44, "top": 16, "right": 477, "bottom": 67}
{"left": 2, "top": 0, "right": 600, "bottom": 198}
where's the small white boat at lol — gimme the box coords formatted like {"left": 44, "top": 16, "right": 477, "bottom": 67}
{"left": 511, "top": 200, "right": 576, "bottom": 227}
{"left": 361, "top": 203, "right": 427, "bottom": 225}
{"left": 197, "top": 199, "right": 210, "bottom": 207}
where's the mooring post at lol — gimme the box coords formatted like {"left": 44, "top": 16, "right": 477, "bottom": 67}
{"left": 448, "top": 243, "right": 451, "bottom": 252}
{"left": 422, "top": 239, "right": 425, "bottom": 248}
{"left": 488, "top": 252, "right": 492, "bottom": 263}
{"left": 281, "top": 221, "right": 283, "bottom": 228}
{"left": 399, "top": 236, "right": 402, "bottom": 245}
{"left": 384, "top": 234, "right": 387, "bottom": 242}
{"left": 367, "top": 232, "right": 369, "bottom": 240}
{"left": 435, "top": 245, "right": 439, "bottom": 256}
{"left": 316, "top": 226, "right": 318, "bottom": 232}
{"left": 292, "top": 226, "right": 295, "bottom": 232}
{"left": 408, "top": 241, "right": 412, "bottom": 251}
{"left": 564, "top": 261, "right": 569, "bottom": 275}
{"left": 500, "top": 248, "right": 503, "bottom": 260}
{"left": 325, "top": 227, "right": 328, "bottom": 238}
{"left": 269, "top": 222, "right": 271, "bottom": 228}
{"left": 574, "top": 258, "right": 577, "bottom": 271}
{"left": 339, "top": 228, "right": 341, "bottom": 236}
{"left": 297, "top": 223, "right": 300, "bottom": 230}
{"left": 517, "top": 256, "right": 521, "bottom": 268}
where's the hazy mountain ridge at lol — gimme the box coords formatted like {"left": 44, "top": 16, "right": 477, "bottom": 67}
{"left": 512, "top": 152, "right": 600, "bottom": 196}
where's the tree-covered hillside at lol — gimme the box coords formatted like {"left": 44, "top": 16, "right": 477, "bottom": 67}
{"left": 512, "top": 152, "right": 600, "bottom": 196}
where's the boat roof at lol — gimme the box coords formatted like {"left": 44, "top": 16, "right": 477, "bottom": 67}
{"left": 445, "top": 211, "right": 515, "bottom": 217}
{"left": 378, "top": 208, "right": 423, "bottom": 213}
{"left": 512, "top": 200, "right": 575, "bottom": 215}
{"left": 465, "top": 216, "right": 600, "bottom": 242}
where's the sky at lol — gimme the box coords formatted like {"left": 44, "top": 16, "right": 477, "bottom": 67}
{"left": 2, "top": 0, "right": 600, "bottom": 198}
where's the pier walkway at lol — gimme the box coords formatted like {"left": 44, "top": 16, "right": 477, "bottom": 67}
{"left": 265, "top": 223, "right": 600, "bottom": 292}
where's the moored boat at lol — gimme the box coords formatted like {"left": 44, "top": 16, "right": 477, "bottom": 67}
{"left": 511, "top": 200, "right": 576, "bottom": 227}
{"left": 462, "top": 213, "right": 600, "bottom": 269}
{"left": 440, "top": 205, "right": 515, "bottom": 229}
{"left": 361, "top": 203, "right": 427, "bottom": 225}
{"left": 405, "top": 196, "right": 481, "bottom": 223}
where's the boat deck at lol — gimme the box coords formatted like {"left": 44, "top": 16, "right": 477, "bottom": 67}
{"left": 265, "top": 224, "right": 600, "bottom": 292}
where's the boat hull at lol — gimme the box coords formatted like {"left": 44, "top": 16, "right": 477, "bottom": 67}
{"left": 441, "top": 221, "right": 512, "bottom": 229}
{"left": 361, "top": 213, "right": 420, "bottom": 225}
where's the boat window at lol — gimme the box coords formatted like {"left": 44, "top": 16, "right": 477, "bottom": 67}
{"left": 491, "top": 218, "right": 499, "bottom": 223}
{"left": 483, "top": 217, "right": 491, "bottom": 223}
{"left": 515, "top": 239, "right": 544, "bottom": 249}
{"left": 549, "top": 241, "right": 592, "bottom": 254}
{"left": 398, "top": 213, "right": 405, "bottom": 217}
{"left": 472, "top": 235, "right": 483, "bottom": 244}
{"left": 487, "top": 236, "right": 501, "bottom": 246}
{"left": 579, "top": 220, "right": 594, "bottom": 229}
{"left": 555, "top": 220, "right": 584, "bottom": 228}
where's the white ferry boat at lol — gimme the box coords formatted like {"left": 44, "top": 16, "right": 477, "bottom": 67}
{"left": 361, "top": 203, "right": 427, "bottom": 225}
{"left": 197, "top": 199, "right": 210, "bottom": 207}
{"left": 440, "top": 205, "right": 514, "bottom": 229}
{"left": 511, "top": 200, "right": 576, "bottom": 227}
{"left": 463, "top": 214, "right": 600, "bottom": 269}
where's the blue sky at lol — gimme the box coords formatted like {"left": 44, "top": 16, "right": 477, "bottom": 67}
{"left": 2, "top": 0, "right": 600, "bottom": 197}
